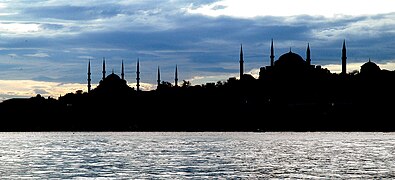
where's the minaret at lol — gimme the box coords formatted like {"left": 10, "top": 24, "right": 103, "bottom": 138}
{"left": 87, "top": 59, "right": 91, "bottom": 93}
{"left": 270, "top": 39, "right": 275, "bottom": 67}
{"left": 306, "top": 43, "right": 311, "bottom": 65}
{"left": 121, "top": 60, "right": 124, "bottom": 80}
{"left": 157, "top": 66, "right": 161, "bottom": 88}
{"left": 175, "top": 64, "right": 178, "bottom": 87}
{"left": 239, "top": 44, "right": 244, "bottom": 79}
{"left": 136, "top": 58, "right": 140, "bottom": 91}
{"left": 342, "top": 40, "right": 347, "bottom": 75}
{"left": 102, "top": 57, "right": 106, "bottom": 80}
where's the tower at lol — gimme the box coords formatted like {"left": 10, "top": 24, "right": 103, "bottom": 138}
{"left": 342, "top": 40, "right": 347, "bottom": 75}
{"left": 239, "top": 44, "right": 244, "bottom": 79}
{"left": 157, "top": 66, "right": 161, "bottom": 88}
{"left": 87, "top": 59, "right": 91, "bottom": 93}
{"left": 306, "top": 43, "right": 311, "bottom": 65}
{"left": 175, "top": 64, "right": 178, "bottom": 87}
{"left": 102, "top": 57, "right": 106, "bottom": 80}
{"left": 270, "top": 39, "right": 275, "bottom": 67}
{"left": 121, "top": 60, "right": 124, "bottom": 80}
{"left": 136, "top": 58, "right": 140, "bottom": 91}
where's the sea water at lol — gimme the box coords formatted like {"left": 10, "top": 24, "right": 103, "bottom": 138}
{"left": 0, "top": 132, "right": 394, "bottom": 179}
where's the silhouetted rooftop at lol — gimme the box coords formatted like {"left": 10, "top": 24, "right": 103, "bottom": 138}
{"left": 275, "top": 51, "right": 306, "bottom": 68}
{"left": 106, "top": 73, "right": 121, "bottom": 81}
{"left": 91, "top": 72, "right": 132, "bottom": 96}
{"left": 361, "top": 60, "right": 380, "bottom": 74}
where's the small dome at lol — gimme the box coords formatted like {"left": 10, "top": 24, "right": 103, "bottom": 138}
{"left": 275, "top": 51, "right": 306, "bottom": 67}
{"left": 360, "top": 60, "right": 380, "bottom": 74}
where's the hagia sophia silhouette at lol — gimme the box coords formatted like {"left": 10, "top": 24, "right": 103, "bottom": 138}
{"left": 1, "top": 39, "right": 395, "bottom": 132}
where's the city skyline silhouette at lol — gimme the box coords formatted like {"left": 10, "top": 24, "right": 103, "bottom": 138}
{"left": 1, "top": 39, "right": 395, "bottom": 132}
{"left": 81, "top": 39, "right": 370, "bottom": 93}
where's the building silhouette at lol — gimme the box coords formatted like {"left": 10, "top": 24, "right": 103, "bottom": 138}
{"left": 87, "top": 59, "right": 91, "bottom": 93}
{"left": 121, "top": 60, "right": 125, "bottom": 80}
{"left": 239, "top": 44, "right": 244, "bottom": 79}
{"left": 342, "top": 40, "right": 347, "bottom": 75}
{"left": 175, "top": 64, "right": 178, "bottom": 87}
{"left": 157, "top": 66, "right": 161, "bottom": 88}
{"left": 136, "top": 59, "right": 140, "bottom": 91}
{"left": 259, "top": 40, "right": 333, "bottom": 80}
{"left": 270, "top": 39, "right": 275, "bottom": 67}
{"left": 102, "top": 57, "right": 106, "bottom": 80}
{"left": 360, "top": 59, "right": 380, "bottom": 75}
{"left": 306, "top": 43, "right": 311, "bottom": 66}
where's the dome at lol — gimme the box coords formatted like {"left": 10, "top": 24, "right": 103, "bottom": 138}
{"left": 106, "top": 73, "right": 121, "bottom": 81}
{"left": 93, "top": 72, "right": 131, "bottom": 95}
{"left": 99, "top": 72, "right": 124, "bottom": 86}
{"left": 275, "top": 51, "right": 306, "bottom": 67}
{"left": 360, "top": 60, "right": 380, "bottom": 74}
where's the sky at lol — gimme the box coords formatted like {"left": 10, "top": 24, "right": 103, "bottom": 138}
{"left": 1, "top": 0, "right": 395, "bottom": 101}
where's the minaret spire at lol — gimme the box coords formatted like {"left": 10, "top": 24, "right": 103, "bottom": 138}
{"left": 121, "top": 59, "right": 124, "bottom": 80}
{"left": 342, "top": 39, "right": 347, "bottom": 75}
{"left": 87, "top": 59, "right": 91, "bottom": 93}
{"left": 102, "top": 57, "right": 106, "bottom": 80}
{"left": 175, "top": 64, "right": 178, "bottom": 87}
{"left": 136, "top": 58, "right": 140, "bottom": 91}
{"left": 270, "top": 39, "right": 275, "bottom": 67}
{"left": 157, "top": 66, "right": 161, "bottom": 88}
{"left": 239, "top": 44, "right": 244, "bottom": 79}
{"left": 306, "top": 43, "right": 311, "bottom": 65}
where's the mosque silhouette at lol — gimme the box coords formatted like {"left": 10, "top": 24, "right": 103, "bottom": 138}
{"left": 1, "top": 39, "right": 395, "bottom": 131}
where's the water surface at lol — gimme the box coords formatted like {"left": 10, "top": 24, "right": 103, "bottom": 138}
{"left": 0, "top": 132, "right": 394, "bottom": 179}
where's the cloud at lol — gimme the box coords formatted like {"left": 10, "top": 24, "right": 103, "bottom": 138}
{"left": 0, "top": 80, "right": 87, "bottom": 101}
{"left": 23, "top": 5, "right": 122, "bottom": 21}
{"left": 186, "top": 67, "right": 260, "bottom": 85}
{"left": 194, "top": 67, "right": 236, "bottom": 73}
{"left": 78, "top": 56, "right": 95, "bottom": 59}
{"left": 24, "top": 53, "right": 50, "bottom": 58}
{"left": 187, "top": 74, "right": 231, "bottom": 85}
{"left": 2, "top": 11, "right": 393, "bottom": 86}
{"left": 0, "top": 23, "right": 40, "bottom": 34}
{"left": 187, "top": 0, "right": 395, "bottom": 18}
{"left": 40, "top": 23, "right": 65, "bottom": 30}
{"left": 128, "top": 82, "right": 155, "bottom": 91}
{"left": 34, "top": 88, "right": 50, "bottom": 95}
{"left": 7, "top": 53, "right": 19, "bottom": 58}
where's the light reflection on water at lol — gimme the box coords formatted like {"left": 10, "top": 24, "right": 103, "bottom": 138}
{"left": 0, "top": 132, "right": 394, "bottom": 179}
